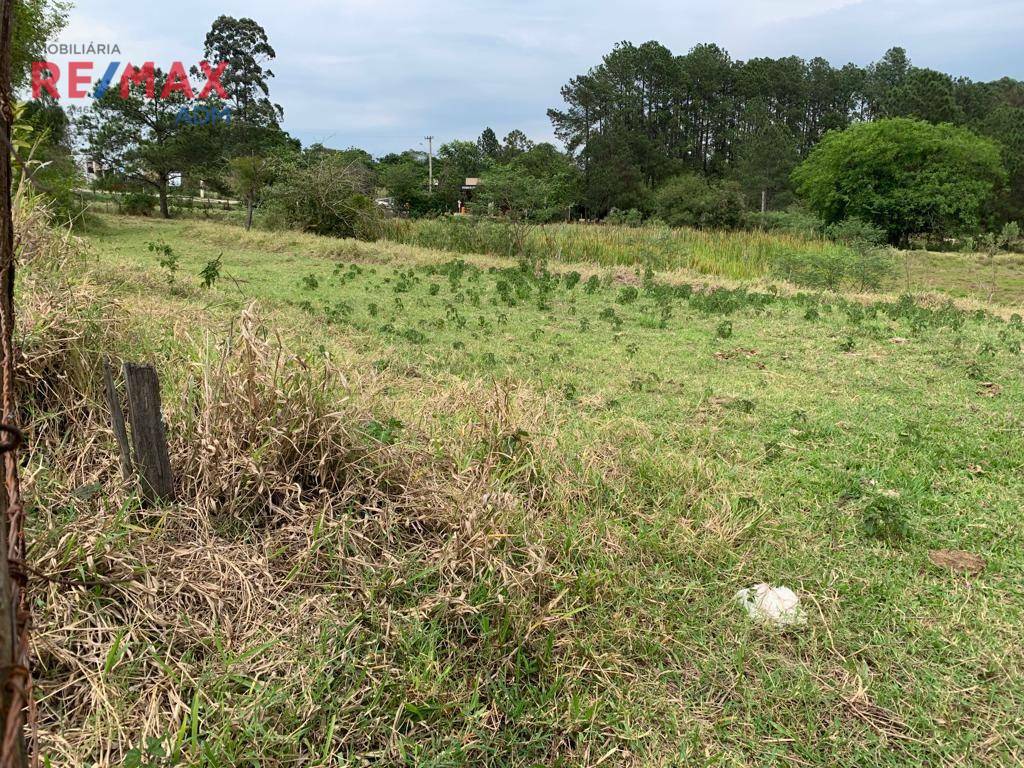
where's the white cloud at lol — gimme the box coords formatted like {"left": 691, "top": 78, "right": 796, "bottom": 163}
{"left": 41, "top": 0, "right": 1023, "bottom": 152}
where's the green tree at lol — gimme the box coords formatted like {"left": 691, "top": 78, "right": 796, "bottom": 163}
{"left": 227, "top": 154, "right": 275, "bottom": 229}
{"left": 477, "top": 127, "right": 501, "bottom": 160}
{"left": 654, "top": 174, "right": 745, "bottom": 229}
{"left": 793, "top": 118, "right": 1006, "bottom": 244}
{"left": 976, "top": 103, "right": 1024, "bottom": 221}
{"left": 198, "top": 15, "right": 281, "bottom": 127}
{"left": 77, "top": 68, "right": 220, "bottom": 218}
{"left": 11, "top": 0, "right": 67, "bottom": 89}
{"left": 473, "top": 143, "right": 579, "bottom": 222}
{"left": 434, "top": 140, "right": 485, "bottom": 211}
{"left": 499, "top": 129, "right": 534, "bottom": 161}
{"left": 263, "top": 148, "right": 378, "bottom": 238}
{"left": 889, "top": 68, "right": 963, "bottom": 124}
{"left": 379, "top": 150, "right": 429, "bottom": 214}
{"left": 16, "top": 96, "right": 82, "bottom": 220}
{"left": 731, "top": 99, "right": 800, "bottom": 209}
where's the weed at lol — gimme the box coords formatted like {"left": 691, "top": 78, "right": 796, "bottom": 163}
{"left": 860, "top": 491, "right": 912, "bottom": 542}
{"left": 147, "top": 240, "right": 178, "bottom": 283}
{"left": 199, "top": 253, "right": 223, "bottom": 289}
{"left": 617, "top": 285, "right": 639, "bottom": 304}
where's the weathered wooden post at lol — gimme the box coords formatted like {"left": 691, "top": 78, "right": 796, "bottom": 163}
{"left": 102, "top": 358, "right": 134, "bottom": 482}
{"left": 122, "top": 363, "right": 174, "bottom": 504}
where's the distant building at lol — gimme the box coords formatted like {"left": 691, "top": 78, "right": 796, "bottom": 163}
{"left": 83, "top": 158, "right": 103, "bottom": 181}
{"left": 458, "top": 177, "right": 480, "bottom": 214}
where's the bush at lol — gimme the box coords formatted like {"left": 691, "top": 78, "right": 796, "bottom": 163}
{"left": 744, "top": 208, "right": 823, "bottom": 238}
{"left": 263, "top": 150, "right": 382, "bottom": 239}
{"left": 824, "top": 217, "right": 887, "bottom": 248}
{"left": 793, "top": 118, "right": 1006, "bottom": 245}
{"left": 654, "top": 174, "right": 745, "bottom": 229}
{"left": 772, "top": 244, "right": 894, "bottom": 292}
{"left": 120, "top": 192, "right": 157, "bottom": 216}
{"left": 605, "top": 207, "right": 643, "bottom": 227}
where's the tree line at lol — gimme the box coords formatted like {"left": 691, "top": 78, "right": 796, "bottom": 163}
{"left": 549, "top": 41, "right": 1023, "bottom": 225}
{"left": 12, "top": 5, "right": 1024, "bottom": 246}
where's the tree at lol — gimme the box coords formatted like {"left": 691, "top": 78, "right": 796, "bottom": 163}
{"left": 793, "top": 118, "right": 1006, "bottom": 244}
{"left": 863, "top": 46, "right": 911, "bottom": 118}
{"left": 17, "top": 97, "right": 82, "bottom": 220}
{"left": 473, "top": 143, "right": 580, "bottom": 222}
{"left": 10, "top": 0, "right": 67, "bottom": 89}
{"left": 434, "top": 140, "right": 485, "bottom": 211}
{"left": 889, "top": 68, "right": 963, "bottom": 124}
{"left": 263, "top": 148, "right": 379, "bottom": 239}
{"left": 654, "top": 174, "right": 745, "bottom": 229}
{"left": 731, "top": 99, "right": 800, "bottom": 209}
{"left": 500, "top": 129, "right": 533, "bottom": 161}
{"left": 379, "top": 150, "right": 429, "bottom": 214}
{"left": 976, "top": 103, "right": 1024, "bottom": 221}
{"left": 227, "top": 155, "right": 274, "bottom": 229}
{"left": 199, "top": 15, "right": 281, "bottom": 127}
{"left": 78, "top": 68, "right": 218, "bottom": 218}
{"left": 477, "top": 127, "right": 501, "bottom": 160}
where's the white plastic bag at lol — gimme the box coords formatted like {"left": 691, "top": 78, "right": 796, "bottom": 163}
{"left": 735, "top": 583, "right": 807, "bottom": 626}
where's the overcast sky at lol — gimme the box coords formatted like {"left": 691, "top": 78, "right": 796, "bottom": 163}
{"left": 43, "top": 0, "right": 1024, "bottom": 156}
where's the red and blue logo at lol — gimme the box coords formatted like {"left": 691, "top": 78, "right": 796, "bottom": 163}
{"left": 31, "top": 60, "right": 231, "bottom": 124}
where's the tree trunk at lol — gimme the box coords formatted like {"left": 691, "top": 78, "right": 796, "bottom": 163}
{"left": 157, "top": 176, "right": 169, "bottom": 219}
{"left": 245, "top": 200, "right": 254, "bottom": 230}
{"left": 0, "top": 0, "right": 28, "bottom": 760}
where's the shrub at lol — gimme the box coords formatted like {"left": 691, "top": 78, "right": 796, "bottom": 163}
{"left": 793, "top": 118, "right": 1006, "bottom": 245}
{"left": 744, "top": 208, "right": 823, "bottom": 238}
{"left": 846, "top": 248, "right": 895, "bottom": 292}
{"left": 824, "top": 217, "right": 887, "bottom": 248}
{"left": 654, "top": 174, "right": 745, "bottom": 229}
{"left": 605, "top": 207, "right": 643, "bottom": 227}
{"left": 772, "top": 249, "right": 847, "bottom": 291}
{"left": 263, "top": 150, "right": 381, "bottom": 239}
{"left": 120, "top": 192, "right": 157, "bottom": 216}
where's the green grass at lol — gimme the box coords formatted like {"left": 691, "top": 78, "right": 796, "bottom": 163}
{"left": 35, "top": 214, "right": 1024, "bottom": 766}
{"left": 380, "top": 216, "right": 849, "bottom": 280}
{"left": 379, "top": 217, "right": 1024, "bottom": 307}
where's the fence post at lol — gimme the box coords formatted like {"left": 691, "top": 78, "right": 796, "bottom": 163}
{"left": 122, "top": 363, "right": 174, "bottom": 504}
{"left": 102, "top": 358, "right": 133, "bottom": 482}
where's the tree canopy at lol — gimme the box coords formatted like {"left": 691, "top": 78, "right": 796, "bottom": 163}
{"left": 548, "top": 42, "right": 1024, "bottom": 221}
{"left": 792, "top": 118, "right": 1006, "bottom": 244}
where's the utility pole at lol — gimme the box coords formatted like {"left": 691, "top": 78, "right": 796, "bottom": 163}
{"left": 425, "top": 135, "right": 434, "bottom": 194}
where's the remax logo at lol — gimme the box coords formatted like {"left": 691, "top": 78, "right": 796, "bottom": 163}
{"left": 31, "top": 60, "right": 228, "bottom": 102}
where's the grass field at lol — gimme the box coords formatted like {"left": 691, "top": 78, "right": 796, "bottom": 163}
{"left": 26, "top": 214, "right": 1024, "bottom": 766}
{"left": 381, "top": 217, "right": 1024, "bottom": 306}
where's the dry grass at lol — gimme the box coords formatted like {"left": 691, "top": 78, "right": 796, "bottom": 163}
{"left": 18, "top": 206, "right": 602, "bottom": 764}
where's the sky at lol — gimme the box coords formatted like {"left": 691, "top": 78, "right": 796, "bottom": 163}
{"left": 39, "top": 0, "right": 1024, "bottom": 156}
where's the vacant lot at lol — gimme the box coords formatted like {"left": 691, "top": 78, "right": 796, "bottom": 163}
{"left": 29, "top": 215, "right": 1024, "bottom": 766}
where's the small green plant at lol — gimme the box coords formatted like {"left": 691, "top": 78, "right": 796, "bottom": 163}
{"left": 147, "top": 240, "right": 178, "bottom": 283}
{"left": 616, "top": 285, "right": 639, "bottom": 304}
{"left": 716, "top": 320, "right": 733, "bottom": 339}
{"left": 860, "top": 491, "right": 911, "bottom": 542}
{"left": 122, "top": 735, "right": 180, "bottom": 767}
{"left": 301, "top": 274, "right": 319, "bottom": 291}
{"left": 199, "top": 253, "right": 223, "bottom": 289}
{"left": 363, "top": 417, "right": 404, "bottom": 445}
